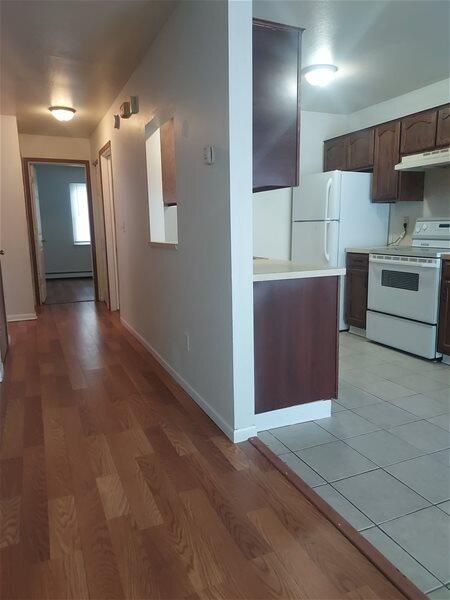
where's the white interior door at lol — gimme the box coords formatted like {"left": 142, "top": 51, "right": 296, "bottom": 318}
{"left": 100, "top": 153, "right": 120, "bottom": 311}
{"left": 291, "top": 220, "right": 339, "bottom": 267}
{"left": 29, "top": 165, "right": 47, "bottom": 303}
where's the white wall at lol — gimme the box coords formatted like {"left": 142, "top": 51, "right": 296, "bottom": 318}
{"left": 0, "top": 116, "right": 35, "bottom": 320}
{"left": 348, "top": 79, "right": 450, "bottom": 244}
{"left": 18, "top": 133, "right": 108, "bottom": 302}
{"left": 349, "top": 79, "right": 450, "bottom": 132}
{"left": 253, "top": 110, "right": 347, "bottom": 259}
{"left": 254, "top": 79, "right": 450, "bottom": 255}
{"left": 18, "top": 134, "right": 91, "bottom": 160}
{"left": 89, "top": 0, "right": 253, "bottom": 441}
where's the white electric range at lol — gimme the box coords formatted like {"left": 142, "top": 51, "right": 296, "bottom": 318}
{"left": 366, "top": 218, "right": 450, "bottom": 359}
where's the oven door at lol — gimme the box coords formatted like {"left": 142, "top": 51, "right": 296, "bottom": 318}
{"left": 368, "top": 254, "right": 441, "bottom": 324}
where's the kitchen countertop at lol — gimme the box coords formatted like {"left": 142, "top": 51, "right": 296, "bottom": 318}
{"left": 346, "top": 247, "right": 372, "bottom": 254}
{"left": 253, "top": 259, "right": 345, "bottom": 282}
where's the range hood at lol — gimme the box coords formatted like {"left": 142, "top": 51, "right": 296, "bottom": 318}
{"left": 395, "top": 147, "right": 450, "bottom": 171}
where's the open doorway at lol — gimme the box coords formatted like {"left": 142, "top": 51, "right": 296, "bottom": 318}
{"left": 23, "top": 158, "right": 98, "bottom": 307}
{"left": 98, "top": 142, "right": 120, "bottom": 312}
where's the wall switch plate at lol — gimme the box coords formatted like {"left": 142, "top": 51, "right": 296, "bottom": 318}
{"left": 203, "top": 145, "right": 215, "bottom": 165}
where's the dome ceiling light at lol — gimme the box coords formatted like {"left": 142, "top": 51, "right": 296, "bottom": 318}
{"left": 302, "top": 64, "right": 338, "bottom": 87}
{"left": 49, "top": 106, "right": 76, "bottom": 121}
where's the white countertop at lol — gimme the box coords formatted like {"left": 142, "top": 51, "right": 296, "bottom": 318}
{"left": 346, "top": 248, "right": 373, "bottom": 254}
{"left": 253, "top": 259, "right": 346, "bottom": 282}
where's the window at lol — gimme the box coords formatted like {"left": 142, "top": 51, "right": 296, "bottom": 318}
{"left": 145, "top": 116, "right": 178, "bottom": 245}
{"left": 69, "top": 183, "right": 91, "bottom": 245}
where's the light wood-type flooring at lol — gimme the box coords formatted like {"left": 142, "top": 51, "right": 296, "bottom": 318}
{"left": 0, "top": 302, "right": 406, "bottom": 599}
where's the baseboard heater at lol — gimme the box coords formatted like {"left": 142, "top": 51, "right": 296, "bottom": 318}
{"left": 46, "top": 271, "right": 93, "bottom": 279}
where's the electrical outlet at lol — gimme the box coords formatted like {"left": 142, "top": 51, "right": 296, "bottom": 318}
{"left": 184, "top": 332, "right": 190, "bottom": 352}
{"left": 403, "top": 216, "right": 410, "bottom": 230}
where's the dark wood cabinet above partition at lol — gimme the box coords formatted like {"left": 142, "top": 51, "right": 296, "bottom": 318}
{"left": 348, "top": 128, "right": 374, "bottom": 171}
{"left": 323, "top": 137, "right": 348, "bottom": 171}
{"left": 438, "top": 260, "right": 450, "bottom": 356}
{"left": 436, "top": 106, "right": 450, "bottom": 147}
{"left": 253, "top": 19, "right": 303, "bottom": 192}
{"left": 400, "top": 109, "right": 438, "bottom": 155}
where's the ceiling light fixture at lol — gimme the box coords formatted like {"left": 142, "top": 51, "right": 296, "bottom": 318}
{"left": 49, "top": 106, "right": 76, "bottom": 121}
{"left": 302, "top": 64, "right": 338, "bottom": 87}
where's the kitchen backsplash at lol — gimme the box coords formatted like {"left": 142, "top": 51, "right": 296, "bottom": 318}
{"left": 388, "top": 169, "right": 450, "bottom": 245}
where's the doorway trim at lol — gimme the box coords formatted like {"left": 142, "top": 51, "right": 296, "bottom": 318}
{"left": 97, "top": 141, "right": 120, "bottom": 312}
{"left": 22, "top": 157, "right": 99, "bottom": 307}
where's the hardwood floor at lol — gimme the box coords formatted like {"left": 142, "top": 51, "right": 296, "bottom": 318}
{"left": 0, "top": 302, "right": 406, "bottom": 599}
{"left": 45, "top": 278, "right": 95, "bottom": 305}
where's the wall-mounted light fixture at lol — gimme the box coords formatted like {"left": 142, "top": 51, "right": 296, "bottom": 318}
{"left": 302, "top": 64, "right": 338, "bottom": 87}
{"left": 49, "top": 106, "right": 76, "bottom": 121}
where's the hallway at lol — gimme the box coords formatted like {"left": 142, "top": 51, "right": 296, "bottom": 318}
{"left": 0, "top": 303, "right": 406, "bottom": 599}
{"left": 45, "top": 277, "right": 95, "bottom": 305}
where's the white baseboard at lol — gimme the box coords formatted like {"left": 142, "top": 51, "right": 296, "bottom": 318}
{"left": 119, "top": 317, "right": 254, "bottom": 443}
{"left": 7, "top": 313, "right": 37, "bottom": 322}
{"left": 254, "top": 399, "right": 331, "bottom": 432}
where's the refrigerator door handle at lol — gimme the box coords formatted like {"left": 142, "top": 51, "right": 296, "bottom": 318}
{"left": 325, "top": 177, "right": 332, "bottom": 220}
{"left": 324, "top": 222, "right": 330, "bottom": 263}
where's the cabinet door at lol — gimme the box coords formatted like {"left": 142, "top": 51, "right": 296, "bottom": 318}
{"left": 324, "top": 137, "right": 348, "bottom": 171}
{"left": 253, "top": 19, "right": 302, "bottom": 192}
{"left": 400, "top": 109, "right": 437, "bottom": 154}
{"left": 345, "top": 254, "right": 368, "bottom": 329}
{"left": 372, "top": 121, "right": 400, "bottom": 202}
{"left": 436, "top": 106, "right": 450, "bottom": 147}
{"left": 348, "top": 129, "right": 374, "bottom": 171}
{"left": 438, "top": 261, "right": 450, "bottom": 355}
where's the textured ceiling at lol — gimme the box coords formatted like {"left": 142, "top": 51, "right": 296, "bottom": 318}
{"left": 0, "top": 0, "right": 176, "bottom": 136}
{"left": 254, "top": 0, "right": 450, "bottom": 114}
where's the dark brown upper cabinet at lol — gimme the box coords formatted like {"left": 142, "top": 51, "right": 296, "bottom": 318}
{"left": 373, "top": 122, "right": 424, "bottom": 203}
{"left": 347, "top": 129, "right": 374, "bottom": 171}
{"left": 372, "top": 121, "right": 401, "bottom": 202}
{"left": 436, "top": 106, "right": 450, "bottom": 147}
{"left": 323, "top": 137, "right": 348, "bottom": 171}
{"left": 400, "top": 109, "right": 437, "bottom": 155}
{"left": 253, "top": 19, "right": 303, "bottom": 192}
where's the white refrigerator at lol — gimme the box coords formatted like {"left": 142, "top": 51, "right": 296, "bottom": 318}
{"left": 291, "top": 170, "right": 390, "bottom": 330}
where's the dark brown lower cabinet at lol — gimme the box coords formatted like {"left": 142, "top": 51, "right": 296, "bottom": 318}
{"left": 345, "top": 253, "right": 369, "bottom": 329}
{"left": 438, "top": 260, "right": 450, "bottom": 355}
{"left": 253, "top": 276, "right": 338, "bottom": 414}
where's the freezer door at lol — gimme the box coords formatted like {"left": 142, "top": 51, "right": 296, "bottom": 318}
{"left": 291, "top": 221, "right": 339, "bottom": 267}
{"left": 292, "top": 171, "right": 341, "bottom": 221}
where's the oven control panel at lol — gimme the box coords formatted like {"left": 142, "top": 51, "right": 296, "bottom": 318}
{"left": 412, "top": 218, "right": 450, "bottom": 248}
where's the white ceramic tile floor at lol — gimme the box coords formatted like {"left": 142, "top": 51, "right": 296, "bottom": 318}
{"left": 258, "top": 332, "right": 450, "bottom": 596}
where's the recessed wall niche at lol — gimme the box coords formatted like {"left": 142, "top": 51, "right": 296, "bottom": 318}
{"left": 145, "top": 115, "right": 178, "bottom": 245}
